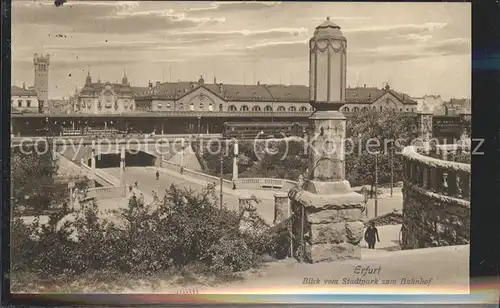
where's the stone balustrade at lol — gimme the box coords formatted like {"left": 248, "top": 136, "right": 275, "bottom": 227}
{"left": 87, "top": 186, "right": 127, "bottom": 199}
{"left": 401, "top": 145, "right": 470, "bottom": 250}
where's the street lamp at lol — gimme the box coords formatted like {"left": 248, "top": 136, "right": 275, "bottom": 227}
{"left": 390, "top": 141, "right": 394, "bottom": 197}
{"left": 219, "top": 141, "right": 224, "bottom": 210}
{"left": 374, "top": 150, "right": 380, "bottom": 218}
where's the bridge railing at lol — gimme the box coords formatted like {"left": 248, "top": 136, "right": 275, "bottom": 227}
{"left": 79, "top": 158, "right": 118, "bottom": 186}
{"left": 87, "top": 186, "right": 127, "bottom": 199}
{"left": 402, "top": 146, "right": 471, "bottom": 201}
{"left": 401, "top": 145, "right": 470, "bottom": 250}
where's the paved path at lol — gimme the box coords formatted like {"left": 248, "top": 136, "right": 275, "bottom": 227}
{"left": 99, "top": 167, "right": 277, "bottom": 223}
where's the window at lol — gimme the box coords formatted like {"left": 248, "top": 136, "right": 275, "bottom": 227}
{"left": 289, "top": 106, "right": 296, "bottom": 111}
{"left": 264, "top": 105, "right": 273, "bottom": 111}
{"left": 252, "top": 106, "right": 261, "bottom": 111}
{"left": 190, "top": 103, "right": 194, "bottom": 111}
{"left": 18, "top": 100, "right": 22, "bottom": 107}
{"left": 353, "top": 107, "right": 359, "bottom": 112}
{"left": 310, "top": 107, "right": 315, "bottom": 111}
{"left": 240, "top": 105, "right": 249, "bottom": 111}
{"left": 179, "top": 103, "right": 184, "bottom": 110}
{"left": 229, "top": 105, "right": 237, "bottom": 111}
{"left": 208, "top": 103, "right": 213, "bottom": 111}
{"left": 219, "top": 104, "right": 223, "bottom": 111}
{"left": 277, "top": 106, "right": 285, "bottom": 111}
{"left": 166, "top": 103, "right": 171, "bottom": 109}
{"left": 379, "top": 106, "right": 383, "bottom": 112}
{"left": 362, "top": 107, "right": 368, "bottom": 111}
{"left": 342, "top": 107, "right": 349, "bottom": 112}
{"left": 400, "top": 108, "right": 403, "bottom": 112}
{"left": 300, "top": 106, "right": 308, "bottom": 111}
{"left": 157, "top": 103, "right": 162, "bottom": 108}
{"left": 26, "top": 100, "right": 31, "bottom": 107}
{"left": 199, "top": 103, "right": 203, "bottom": 109}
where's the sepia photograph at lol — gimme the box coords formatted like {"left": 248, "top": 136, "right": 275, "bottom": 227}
{"left": 9, "top": 0, "right": 473, "bottom": 297}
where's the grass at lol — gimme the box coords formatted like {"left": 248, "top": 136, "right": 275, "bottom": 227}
{"left": 11, "top": 263, "right": 246, "bottom": 293}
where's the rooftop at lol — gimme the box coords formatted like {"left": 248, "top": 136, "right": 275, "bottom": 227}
{"left": 12, "top": 85, "right": 38, "bottom": 97}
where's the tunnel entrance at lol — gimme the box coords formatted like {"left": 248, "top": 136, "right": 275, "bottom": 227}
{"left": 90, "top": 154, "right": 121, "bottom": 169}
{"left": 125, "top": 151, "right": 156, "bottom": 167}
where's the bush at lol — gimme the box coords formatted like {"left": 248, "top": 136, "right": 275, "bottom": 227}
{"left": 11, "top": 184, "right": 290, "bottom": 284}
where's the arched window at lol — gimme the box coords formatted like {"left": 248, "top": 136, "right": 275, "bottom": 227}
{"left": 411, "top": 108, "right": 414, "bottom": 112}
{"left": 219, "top": 104, "right": 223, "bottom": 111}
{"left": 208, "top": 103, "right": 213, "bottom": 111}
{"left": 199, "top": 102, "right": 203, "bottom": 110}
{"left": 400, "top": 108, "right": 403, "bottom": 112}
{"left": 252, "top": 106, "right": 261, "bottom": 111}
{"left": 179, "top": 103, "right": 184, "bottom": 110}
{"left": 240, "top": 105, "right": 249, "bottom": 111}
{"left": 310, "top": 107, "right": 315, "bottom": 111}
{"left": 277, "top": 106, "right": 285, "bottom": 111}
{"left": 264, "top": 105, "right": 273, "bottom": 111}
{"left": 289, "top": 106, "right": 296, "bottom": 111}
{"left": 166, "top": 103, "right": 171, "bottom": 109}
{"left": 353, "top": 107, "right": 359, "bottom": 112}
{"left": 190, "top": 103, "right": 194, "bottom": 111}
{"left": 299, "top": 106, "right": 308, "bottom": 111}
{"left": 362, "top": 107, "right": 368, "bottom": 111}
{"left": 228, "top": 105, "right": 237, "bottom": 111}
{"left": 342, "top": 107, "right": 350, "bottom": 112}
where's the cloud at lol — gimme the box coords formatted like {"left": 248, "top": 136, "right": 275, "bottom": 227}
{"left": 186, "top": 1, "right": 281, "bottom": 13}
{"left": 350, "top": 37, "right": 470, "bottom": 64}
{"left": 12, "top": 1, "right": 224, "bottom": 34}
{"left": 166, "top": 27, "right": 308, "bottom": 44}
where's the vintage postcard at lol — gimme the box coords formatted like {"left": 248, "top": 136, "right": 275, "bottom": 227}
{"left": 10, "top": 0, "right": 473, "bottom": 301}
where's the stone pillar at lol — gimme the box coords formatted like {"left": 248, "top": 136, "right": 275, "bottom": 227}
{"left": 238, "top": 196, "right": 253, "bottom": 214}
{"left": 273, "top": 192, "right": 289, "bottom": 225}
{"left": 288, "top": 18, "right": 364, "bottom": 263}
{"left": 232, "top": 139, "right": 239, "bottom": 181}
{"left": 417, "top": 112, "right": 433, "bottom": 143}
{"left": 120, "top": 147, "right": 125, "bottom": 185}
{"left": 91, "top": 140, "right": 96, "bottom": 170}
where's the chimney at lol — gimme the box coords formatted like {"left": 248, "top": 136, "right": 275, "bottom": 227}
{"left": 148, "top": 80, "right": 153, "bottom": 88}
{"left": 156, "top": 81, "right": 161, "bottom": 87}
{"left": 364, "top": 84, "right": 366, "bottom": 88}
{"left": 257, "top": 81, "right": 260, "bottom": 85}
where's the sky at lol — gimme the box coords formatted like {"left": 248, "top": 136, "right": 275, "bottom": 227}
{"left": 12, "top": 1, "right": 471, "bottom": 100}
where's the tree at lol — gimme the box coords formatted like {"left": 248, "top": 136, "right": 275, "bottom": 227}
{"left": 345, "top": 109, "right": 419, "bottom": 186}
{"left": 11, "top": 142, "right": 89, "bottom": 212}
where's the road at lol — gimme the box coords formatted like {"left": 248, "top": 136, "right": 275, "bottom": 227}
{"left": 100, "top": 167, "right": 276, "bottom": 223}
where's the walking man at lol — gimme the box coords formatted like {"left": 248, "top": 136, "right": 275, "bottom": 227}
{"left": 364, "top": 222, "right": 380, "bottom": 249}
{"left": 156, "top": 169, "right": 160, "bottom": 180}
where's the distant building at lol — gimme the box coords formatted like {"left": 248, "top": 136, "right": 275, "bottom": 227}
{"left": 11, "top": 83, "right": 40, "bottom": 113}
{"left": 33, "top": 53, "right": 50, "bottom": 111}
{"left": 73, "top": 72, "right": 148, "bottom": 114}
{"left": 134, "top": 77, "right": 417, "bottom": 113}
{"left": 413, "top": 95, "right": 444, "bottom": 114}
{"left": 447, "top": 98, "right": 471, "bottom": 114}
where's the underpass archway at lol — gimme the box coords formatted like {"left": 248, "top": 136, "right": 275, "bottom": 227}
{"left": 125, "top": 151, "right": 156, "bottom": 167}
{"left": 91, "top": 154, "right": 120, "bottom": 169}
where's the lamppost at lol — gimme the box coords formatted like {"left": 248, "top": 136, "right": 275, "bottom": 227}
{"left": 219, "top": 142, "right": 224, "bottom": 210}
{"left": 197, "top": 115, "right": 201, "bottom": 154}
{"left": 374, "top": 151, "right": 380, "bottom": 218}
{"left": 390, "top": 141, "right": 394, "bottom": 197}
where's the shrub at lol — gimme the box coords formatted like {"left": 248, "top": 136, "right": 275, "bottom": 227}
{"left": 11, "top": 184, "right": 290, "bottom": 284}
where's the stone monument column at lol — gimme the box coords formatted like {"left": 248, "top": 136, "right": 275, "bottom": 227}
{"left": 232, "top": 139, "right": 239, "bottom": 181}
{"left": 288, "top": 17, "right": 365, "bottom": 263}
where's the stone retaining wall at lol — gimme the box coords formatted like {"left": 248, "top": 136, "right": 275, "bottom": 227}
{"left": 401, "top": 145, "right": 470, "bottom": 250}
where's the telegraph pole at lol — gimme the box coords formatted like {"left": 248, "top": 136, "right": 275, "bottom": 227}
{"left": 220, "top": 144, "right": 224, "bottom": 210}
{"left": 390, "top": 144, "right": 394, "bottom": 197}
{"left": 374, "top": 151, "right": 379, "bottom": 217}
